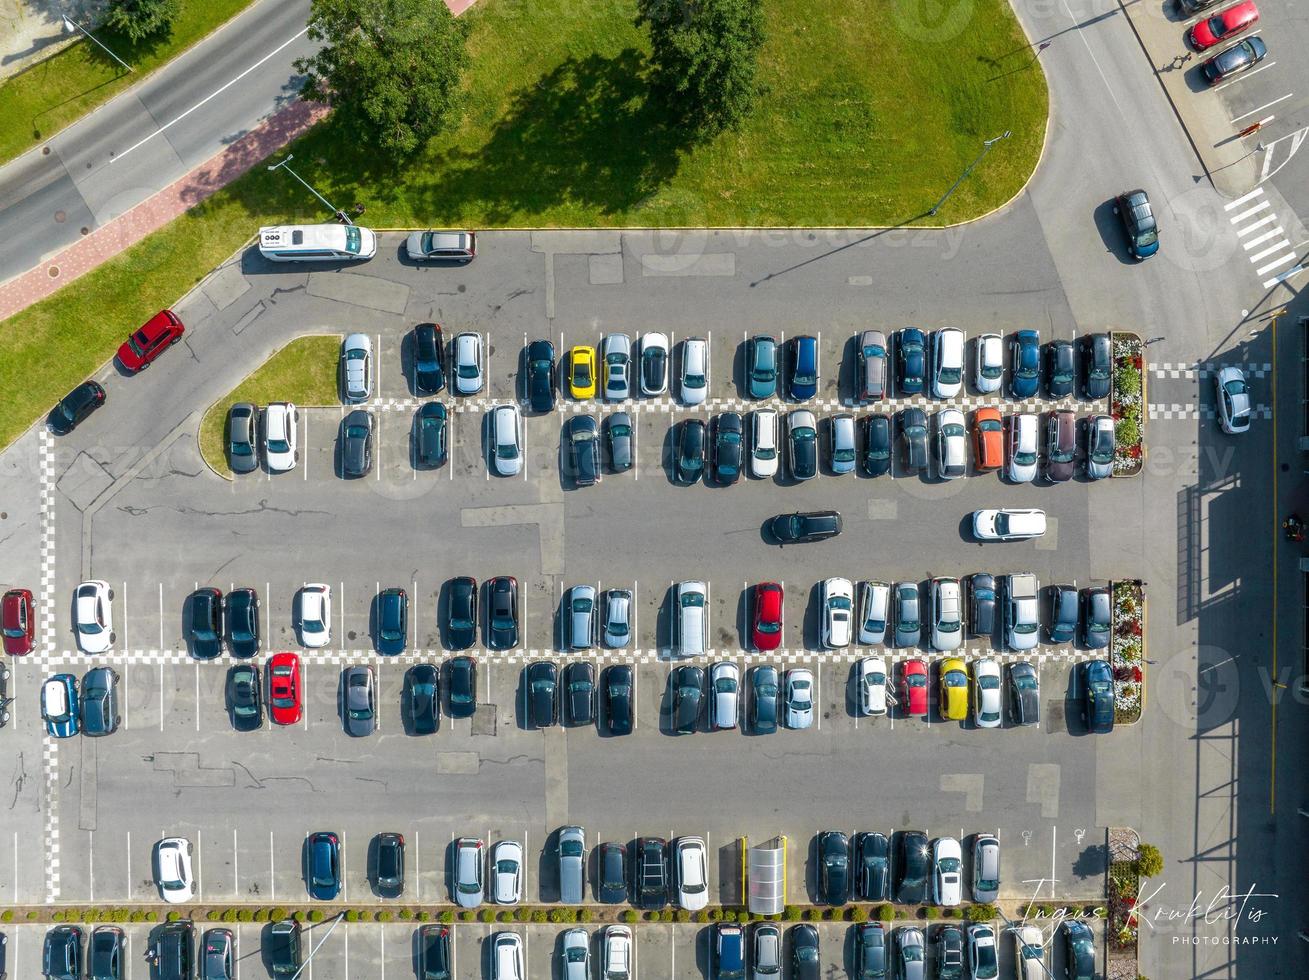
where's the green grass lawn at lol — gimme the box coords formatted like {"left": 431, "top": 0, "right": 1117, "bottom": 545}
{"left": 0, "top": 0, "right": 1047, "bottom": 449}
{"left": 0, "top": 1, "right": 256, "bottom": 167}
{"left": 198, "top": 335, "right": 340, "bottom": 477}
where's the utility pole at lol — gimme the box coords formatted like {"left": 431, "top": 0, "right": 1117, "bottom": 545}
{"left": 267, "top": 156, "right": 353, "bottom": 225}
{"left": 929, "top": 131, "right": 1012, "bottom": 217}
{"left": 289, "top": 912, "right": 347, "bottom": 980}
{"left": 61, "top": 15, "right": 133, "bottom": 72}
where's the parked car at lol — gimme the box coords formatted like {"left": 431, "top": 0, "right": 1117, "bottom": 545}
{"left": 454, "top": 837, "right": 485, "bottom": 908}
{"left": 340, "top": 409, "right": 373, "bottom": 478}
{"left": 785, "top": 668, "right": 814, "bottom": 729}
{"left": 1045, "top": 339, "right": 1075, "bottom": 398}
{"left": 267, "top": 920, "right": 302, "bottom": 976}
{"left": 858, "top": 330, "right": 888, "bottom": 399}
{"left": 1191, "top": 0, "right": 1260, "bottom": 43}
{"left": 932, "top": 836, "right": 963, "bottom": 906}
{"left": 263, "top": 402, "right": 299, "bottom": 472}
{"left": 787, "top": 409, "right": 818, "bottom": 480}
{"left": 1009, "top": 330, "right": 1040, "bottom": 397}
{"left": 1081, "top": 659, "right": 1115, "bottom": 734}
{"left": 674, "top": 837, "right": 709, "bottom": 910}
{"left": 971, "top": 834, "right": 1001, "bottom": 904}
{"left": 223, "top": 663, "right": 262, "bottom": 734}
{"left": 939, "top": 658, "right": 968, "bottom": 721}
{"left": 972, "top": 658, "right": 1002, "bottom": 729}
{"left": 967, "top": 924, "right": 999, "bottom": 980}
{"left": 602, "top": 332, "right": 632, "bottom": 400}
{"left": 752, "top": 582, "right": 784, "bottom": 651}
{"left": 935, "top": 924, "right": 965, "bottom": 980}
{"left": 856, "top": 832, "right": 891, "bottom": 902}
{"left": 1044, "top": 410, "right": 1076, "bottom": 482}
{"left": 559, "top": 826, "right": 587, "bottom": 903}
{"left": 49, "top": 380, "right": 105, "bottom": 434}
{"left": 297, "top": 583, "right": 332, "bottom": 648}
{"left": 1200, "top": 36, "right": 1267, "bottom": 85}
{"left": 1061, "top": 921, "right": 1096, "bottom": 980}
{"left": 606, "top": 412, "right": 633, "bottom": 472}
{"left": 1214, "top": 365, "right": 1252, "bottom": 433}
{"left": 894, "top": 581, "right": 921, "bottom": 647}
{"left": 405, "top": 229, "right": 476, "bottom": 261}
{"left": 895, "top": 831, "right": 930, "bottom": 904}
{"left": 404, "top": 663, "right": 440, "bottom": 735}
{"left": 568, "top": 415, "right": 601, "bottom": 487}
{"left": 896, "top": 926, "right": 926, "bottom": 980}
{"left": 602, "top": 588, "right": 631, "bottom": 648}
{"left": 973, "top": 406, "right": 1003, "bottom": 470}
{"left": 858, "top": 581, "right": 890, "bottom": 646}
{"left": 672, "top": 664, "right": 705, "bottom": 733}
{"left": 225, "top": 402, "right": 259, "bottom": 473}
{"left": 1048, "top": 584, "right": 1079, "bottom": 644}
{"left": 90, "top": 926, "right": 126, "bottom": 980}
{"left": 969, "top": 573, "right": 996, "bottom": 639}
{"left": 603, "top": 925, "right": 633, "bottom": 978}
{"left": 636, "top": 837, "right": 669, "bottom": 908}
{"left": 1004, "top": 573, "right": 1040, "bottom": 651}
{"left": 225, "top": 586, "right": 260, "bottom": 658}
{"left": 604, "top": 664, "right": 633, "bottom": 735}
{"left": 448, "top": 655, "right": 477, "bottom": 719}
{"left": 830, "top": 413, "right": 857, "bottom": 474}
{"left": 752, "top": 409, "right": 779, "bottom": 478}
{"left": 752, "top": 923, "right": 781, "bottom": 980}
{"left": 149, "top": 921, "right": 194, "bottom": 979}
{"left": 750, "top": 665, "right": 779, "bottom": 735}
{"left": 1081, "top": 585, "right": 1112, "bottom": 649}
{"left": 932, "top": 328, "right": 965, "bottom": 398}
{"left": 901, "top": 659, "right": 928, "bottom": 718}
{"left": 80, "top": 666, "right": 120, "bottom": 737}
{"left": 935, "top": 409, "right": 967, "bottom": 479}
{"left": 452, "top": 332, "right": 484, "bottom": 394}
{"left": 1007, "top": 413, "right": 1038, "bottom": 483}
{"left": 561, "top": 927, "right": 590, "bottom": 980}
{"left": 1006, "top": 661, "right": 1040, "bottom": 727}
{"left": 1081, "top": 332, "right": 1112, "bottom": 399}
{"left": 681, "top": 337, "right": 709, "bottom": 405}
{"left": 564, "top": 661, "right": 595, "bottom": 726}
{"left": 901, "top": 407, "right": 929, "bottom": 473}
{"left": 372, "top": 588, "right": 407, "bottom": 656}
{"left": 712, "top": 412, "right": 744, "bottom": 484}
{"left": 413, "top": 322, "right": 446, "bottom": 395}
{"left": 569, "top": 345, "right": 597, "bottom": 399}
{"left": 447, "top": 576, "right": 478, "bottom": 649}
{"left": 1085, "top": 414, "right": 1115, "bottom": 479}
{"left": 789, "top": 335, "right": 819, "bottom": 399}
{"left": 342, "top": 664, "right": 376, "bottom": 737}
{"left": 341, "top": 333, "right": 372, "bottom": 402}
{"left": 490, "top": 403, "right": 524, "bottom": 476}
{"left": 417, "top": 925, "right": 451, "bottom": 980}
{"left": 973, "top": 508, "right": 1046, "bottom": 541}
{"left": 768, "top": 510, "right": 842, "bottom": 544}
{"left": 526, "top": 338, "right": 555, "bottom": 411}
{"left": 897, "top": 328, "right": 926, "bottom": 394}
{"left": 818, "top": 830, "right": 850, "bottom": 904}
{"left": 640, "top": 332, "right": 669, "bottom": 395}
{"left": 1114, "top": 189, "right": 1160, "bottom": 259}
{"left": 43, "top": 925, "right": 81, "bottom": 980}
{"left": 858, "top": 656, "right": 889, "bottom": 717}
{"left": 975, "top": 333, "right": 1003, "bottom": 393}
{"left": 748, "top": 335, "right": 778, "bottom": 398}
{"left": 488, "top": 576, "right": 519, "bottom": 650}
{"left": 566, "top": 584, "right": 596, "bottom": 651}
{"left": 118, "top": 309, "right": 185, "bottom": 373}
{"left": 267, "top": 652, "right": 301, "bottom": 726}
{"left": 597, "top": 841, "right": 628, "bottom": 904}
{"left": 676, "top": 417, "right": 706, "bottom": 484}
{"left": 863, "top": 413, "right": 892, "bottom": 476}
{"left": 491, "top": 932, "right": 523, "bottom": 980}
{"left": 372, "top": 832, "right": 406, "bottom": 899}
{"left": 709, "top": 661, "right": 740, "bottom": 730}
{"left": 526, "top": 660, "right": 558, "bottom": 728}
{"left": 822, "top": 577, "right": 854, "bottom": 648}
{"left": 713, "top": 923, "right": 746, "bottom": 980}
{"left": 491, "top": 840, "right": 523, "bottom": 904}
{"left": 791, "top": 924, "right": 820, "bottom": 980}
{"left": 154, "top": 837, "right": 195, "bottom": 904}
{"left": 74, "top": 579, "right": 114, "bottom": 654}
{"left": 931, "top": 578, "right": 963, "bottom": 651}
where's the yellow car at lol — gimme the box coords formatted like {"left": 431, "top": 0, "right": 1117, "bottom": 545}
{"left": 939, "top": 657, "right": 968, "bottom": 721}
{"left": 569, "top": 345, "right": 597, "bottom": 399}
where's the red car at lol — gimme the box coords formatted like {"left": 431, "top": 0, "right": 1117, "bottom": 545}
{"left": 901, "top": 658, "right": 929, "bottom": 718}
{"left": 1189, "top": 1, "right": 1258, "bottom": 50}
{"left": 116, "top": 309, "right": 185, "bottom": 372}
{"left": 2, "top": 588, "right": 34, "bottom": 655}
{"left": 267, "top": 652, "right": 302, "bottom": 725}
{"left": 752, "top": 582, "right": 784, "bottom": 651}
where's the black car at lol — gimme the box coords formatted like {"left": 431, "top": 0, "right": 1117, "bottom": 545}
{"left": 968, "top": 574, "right": 996, "bottom": 639}
{"left": 81, "top": 667, "right": 120, "bottom": 737}
{"left": 1081, "top": 659, "right": 1115, "bottom": 734}
{"left": 897, "top": 328, "right": 926, "bottom": 395}
{"left": 569, "top": 415, "right": 600, "bottom": 487}
{"left": 1201, "top": 35, "right": 1267, "bottom": 85}
{"left": 935, "top": 924, "right": 965, "bottom": 980}
{"left": 767, "top": 510, "right": 842, "bottom": 544}
{"left": 1114, "top": 188, "right": 1159, "bottom": 260}
{"left": 900, "top": 407, "right": 928, "bottom": 472}
{"left": 606, "top": 412, "right": 633, "bottom": 472}
{"left": 711, "top": 412, "right": 744, "bottom": 485}
{"left": 526, "top": 660, "right": 558, "bottom": 728}
{"left": 487, "top": 576, "right": 518, "bottom": 649}
{"left": 597, "top": 841, "right": 628, "bottom": 903}
{"left": 855, "top": 831, "right": 890, "bottom": 901}
{"left": 447, "top": 655, "right": 477, "bottom": 719}
{"left": 1006, "top": 661, "right": 1040, "bottom": 727}
{"left": 787, "top": 413, "right": 818, "bottom": 480}
{"left": 416, "top": 402, "right": 448, "bottom": 468}
{"left": 341, "top": 409, "right": 373, "bottom": 478}
{"left": 413, "top": 322, "right": 445, "bottom": 394}
{"left": 405, "top": 663, "right": 440, "bottom": 734}
{"left": 189, "top": 587, "right": 224, "bottom": 660}
{"left": 417, "top": 924, "right": 451, "bottom": 980}
{"left": 635, "top": 837, "right": 669, "bottom": 908}
{"left": 49, "top": 380, "right": 105, "bottom": 435}
{"left": 1045, "top": 339, "right": 1075, "bottom": 398}
{"left": 1048, "top": 584, "right": 1078, "bottom": 644}
{"left": 855, "top": 922, "right": 888, "bottom": 980}
{"left": 226, "top": 663, "right": 262, "bottom": 732}
{"left": 564, "top": 661, "right": 595, "bottom": 726}
{"left": 88, "top": 926, "right": 124, "bottom": 980}
{"left": 306, "top": 832, "right": 341, "bottom": 901}
{"left": 1080, "top": 332, "right": 1111, "bottom": 400}
{"left": 526, "top": 339, "right": 556, "bottom": 412}
{"left": 225, "top": 587, "right": 260, "bottom": 658}
{"left": 149, "top": 921, "right": 194, "bottom": 980}
{"left": 227, "top": 402, "right": 259, "bottom": 474}
{"left": 894, "top": 831, "right": 930, "bottom": 904}
{"left": 1061, "top": 920, "right": 1096, "bottom": 980}
{"left": 372, "top": 832, "right": 405, "bottom": 898}
{"left": 749, "top": 664, "right": 778, "bottom": 734}
{"left": 266, "top": 920, "right": 302, "bottom": 977}
{"left": 446, "top": 576, "right": 478, "bottom": 650}
{"left": 672, "top": 664, "right": 705, "bottom": 733}
{"left": 676, "top": 418, "right": 706, "bottom": 484}
{"left": 376, "top": 588, "right": 408, "bottom": 655}
{"left": 817, "top": 830, "right": 850, "bottom": 905}
{"left": 200, "top": 928, "right": 233, "bottom": 980}
{"left": 43, "top": 925, "right": 81, "bottom": 980}
{"left": 862, "top": 413, "right": 892, "bottom": 476}
{"left": 790, "top": 924, "right": 820, "bottom": 980}
{"left": 604, "top": 664, "right": 633, "bottom": 735}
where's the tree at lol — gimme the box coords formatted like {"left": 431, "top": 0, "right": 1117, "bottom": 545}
{"left": 636, "top": 0, "right": 766, "bottom": 138}
{"left": 104, "top": 0, "right": 181, "bottom": 40}
{"left": 295, "top": 0, "right": 469, "bottom": 156}
{"left": 1137, "top": 843, "right": 1164, "bottom": 879}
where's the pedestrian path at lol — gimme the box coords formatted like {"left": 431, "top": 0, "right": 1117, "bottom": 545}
{"left": 1224, "top": 186, "right": 1308, "bottom": 290}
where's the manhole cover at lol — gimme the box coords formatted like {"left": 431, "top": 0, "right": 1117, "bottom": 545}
{"left": 54, "top": 210, "right": 66, "bottom": 223}
{"left": 47, "top": 266, "right": 59, "bottom": 278}
{"left": 42, "top": 146, "right": 50, "bottom": 155}
{"left": 80, "top": 227, "right": 89, "bottom": 236}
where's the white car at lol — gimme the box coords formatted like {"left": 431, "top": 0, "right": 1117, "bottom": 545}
{"left": 491, "top": 841, "right": 523, "bottom": 904}
{"left": 491, "top": 932, "right": 524, "bottom": 980}
{"left": 857, "top": 656, "right": 888, "bottom": 717}
{"left": 932, "top": 328, "right": 965, "bottom": 399}
{"left": 602, "top": 589, "right": 631, "bottom": 648}
{"left": 972, "top": 658, "right": 1003, "bottom": 729}
{"left": 1006, "top": 413, "right": 1038, "bottom": 483}
{"left": 1214, "top": 365, "right": 1251, "bottom": 434}
{"left": 931, "top": 577, "right": 963, "bottom": 651}
{"left": 453, "top": 332, "right": 484, "bottom": 395}
{"left": 857, "top": 580, "right": 890, "bottom": 645}
{"left": 751, "top": 409, "right": 779, "bottom": 478}
{"left": 602, "top": 333, "right": 632, "bottom": 401}
{"left": 640, "top": 332, "right": 669, "bottom": 395}
{"left": 341, "top": 333, "right": 372, "bottom": 402}
{"left": 154, "top": 837, "right": 194, "bottom": 904}
{"left": 971, "top": 508, "right": 1046, "bottom": 541}
{"left": 674, "top": 836, "right": 709, "bottom": 910}
{"left": 603, "top": 925, "right": 633, "bottom": 979}
{"left": 935, "top": 407, "right": 967, "bottom": 479}
{"left": 975, "top": 333, "right": 1003, "bottom": 393}
{"left": 74, "top": 580, "right": 114, "bottom": 653}
{"left": 298, "top": 584, "right": 332, "bottom": 648}
{"left": 489, "top": 404, "right": 524, "bottom": 476}
{"left": 967, "top": 924, "right": 998, "bottom": 980}
{"left": 681, "top": 337, "right": 708, "bottom": 405}
{"left": 785, "top": 668, "right": 814, "bottom": 729}
{"left": 263, "top": 402, "right": 299, "bottom": 472}
{"left": 932, "top": 837, "right": 963, "bottom": 907}
{"left": 709, "top": 661, "right": 740, "bottom": 730}
{"left": 561, "top": 928, "right": 590, "bottom": 980}
{"left": 1011, "top": 925, "right": 1045, "bottom": 980}
{"left": 821, "top": 577, "right": 854, "bottom": 648}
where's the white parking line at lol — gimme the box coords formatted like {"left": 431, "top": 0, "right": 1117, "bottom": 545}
{"left": 88, "top": 830, "right": 94, "bottom": 902}
{"left": 1224, "top": 186, "right": 1265, "bottom": 210}
{"left": 194, "top": 661, "right": 200, "bottom": 731}
{"left": 270, "top": 830, "right": 276, "bottom": 899}
{"left": 1213, "top": 60, "right": 1277, "bottom": 91}
{"left": 1236, "top": 214, "right": 1276, "bottom": 235}
{"left": 302, "top": 662, "right": 309, "bottom": 730}
{"left": 1228, "top": 200, "right": 1270, "bottom": 224}
{"left": 233, "top": 827, "right": 239, "bottom": 897}
{"left": 1243, "top": 227, "right": 1282, "bottom": 249}
{"left": 126, "top": 831, "right": 131, "bottom": 900}
{"left": 158, "top": 664, "right": 164, "bottom": 731}
{"left": 1257, "top": 252, "right": 1296, "bottom": 275}
{"left": 1248, "top": 238, "right": 1290, "bottom": 262}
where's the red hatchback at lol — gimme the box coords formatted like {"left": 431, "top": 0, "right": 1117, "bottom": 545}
{"left": 117, "top": 309, "right": 185, "bottom": 372}
{"left": 752, "top": 582, "right": 784, "bottom": 651}
{"left": 268, "top": 652, "right": 302, "bottom": 725}
{"left": 1189, "top": 1, "right": 1258, "bottom": 50}
{"left": 901, "top": 658, "right": 929, "bottom": 718}
{"left": 2, "top": 588, "right": 34, "bottom": 655}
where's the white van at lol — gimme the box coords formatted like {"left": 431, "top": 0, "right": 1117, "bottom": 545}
{"left": 675, "top": 581, "right": 707, "bottom": 656}
{"left": 258, "top": 224, "right": 377, "bottom": 262}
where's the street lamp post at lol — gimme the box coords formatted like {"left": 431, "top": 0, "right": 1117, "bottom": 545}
{"left": 61, "top": 15, "right": 133, "bottom": 72}
{"left": 289, "top": 911, "right": 347, "bottom": 980}
{"left": 266, "top": 155, "right": 353, "bottom": 225}
{"left": 929, "top": 131, "right": 1012, "bottom": 217}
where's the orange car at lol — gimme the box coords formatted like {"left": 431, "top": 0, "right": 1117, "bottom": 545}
{"left": 973, "top": 407, "right": 1003, "bottom": 471}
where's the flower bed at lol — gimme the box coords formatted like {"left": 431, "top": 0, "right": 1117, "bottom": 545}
{"left": 1111, "top": 580, "right": 1145, "bottom": 724}
{"left": 1110, "top": 332, "right": 1145, "bottom": 476}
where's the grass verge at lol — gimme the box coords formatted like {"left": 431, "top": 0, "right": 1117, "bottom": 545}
{"left": 0, "top": 1, "right": 256, "bottom": 167}
{"left": 0, "top": 0, "right": 1047, "bottom": 449}
{"left": 198, "top": 335, "right": 339, "bottom": 477}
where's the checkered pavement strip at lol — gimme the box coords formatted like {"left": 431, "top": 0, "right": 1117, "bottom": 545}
{"left": 39, "top": 430, "right": 56, "bottom": 653}
{"left": 43, "top": 737, "right": 59, "bottom": 902}
{"left": 1150, "top": 362, "right": 1272, "bottom": 380}
{"left": 1225, "top": 186, "right": 1309, "bottom": 290}
{"left": 1149, "top": 403, "right": 1273, "bottom": 421}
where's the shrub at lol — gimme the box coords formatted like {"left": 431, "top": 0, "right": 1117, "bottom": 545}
{"left": 1, "top": 909, "right": 13, "bottom": 922}
{"left": 643, "top": 910, "right": 658, "bottom": 922}
{"left": 438, "top": 910, "right": 454, "bottom": 923}
{"left": 458, "top": 910, "right": 475, "bottom": 922}
{"left": 246, "top": 909, "right": 262, "bottom": 922}
{"left": 398, "top": 908, "right": 413, "bottom": 921}
{"left": 378, "top": 910, "right": 393, "bottom": 923}
{"left": 803, "top": 908, "right": 820, "bottom": 921}
{"left": 877, "top": 904, "right": 894, "bottom": 922}
{"left": 1116, "top": 367, "right": 1141, "bottom": 397}
{"left": 1115, "top": 418, "right": 1140, "bottom": 449}
{"left": 579, "top": 907, "right": 594, "bottom": 923}
{"left": 270, "top": 907, "right": 288, "bottom": 922}
{"left": 52, "top": 910, "right": 64, "bottom": 922}
{"left": 417, "top": 910, "right": 430, "bottom": 922}
{"left": 924, "top": 907, "right": 940, "bottom": 920}
{"left": 498, "top": 910, "right": 514, "bottom": 922}
{"left": 783, "top": 906, "right": 802, "bottom": 921}
{"left": 129, "top": 910, "right": 147, "bottom": 923}
{"left": 708, "top": 907, "right": 723, "bottom": 922}
{"left": 222, "top": 909, "right": 238, "bottom": 923}
{"left": 1138, "top": 843, "right": 1164, "bottom": 878}
{"left": 552, "top": 907, "right": 580, "bottom": 923}
{"left": 205, "top": 909, "right": 220, "bottom": 921}
{"left": 309, "top": 910, "right": 325, "bottom": 923}
{"left": 967, "top": 904, "right": 998, "bottom": 922}
{"left": 292, "top": 911, "right": 305, "bottom": 923}
{"left": 675, "top": 909, "right": 691, "bottom": 922}
{"left": 145, "top": 911, "right": 158, "bottom": 922}
{"left": 849, "top": 905, "right": 868, "bottom": 923}
{"left": 943, "top": 908, "right": 958, "bottom": 919}
{"left": 532, "top": 909, "right": 548, "bottom": 923}
{"left": 479, "top": 909, "right": 496, "bottom": 923}
{"left": 624, "top": 910, "right": 639, "bottom": 923}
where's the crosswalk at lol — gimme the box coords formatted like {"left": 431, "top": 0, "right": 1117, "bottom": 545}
{"left": 1226, "top": 186, "right": 1308, "bottom": 289}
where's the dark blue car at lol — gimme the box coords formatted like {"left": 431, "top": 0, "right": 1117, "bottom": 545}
{"left": 1081, "top": 660, "right": 1115, "bottom": 735}
{"left": 306, "top": 831, "right": 342, "bottom": 900}
{"left": 41, "top": 673, "right": 80, "bottom": 738}
{"left": 897, "top": 329, "right": 926, "bottom": 395}
{"left": 526, "top": 339, "right": 556, "bottom": 412}
{"left": 789, "top": 336, "right": 819, "bottom": 400}
{"left": 1009, "top": 330, "right": 1040, "bottom": 398}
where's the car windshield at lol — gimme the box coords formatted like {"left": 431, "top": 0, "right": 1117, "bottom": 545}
{"left": 903, "top": 945, "right": 924, "bottom": 962}
{"left": 346, "top": 423, "right": 369, "bottom": 440}
{"left": 572, "top": 596, "right": 593, "bottom": 614}
{"left": 267, "top": 437, "right": 290, "bottom": 453}
{"left": 863, "top": 343, "right": 884, "bottom": 358}
{"left": 938, "top": 366, "right": 962, "bottom": 384}
{"left": 938, "top": 857, "right": 960, "bottom": 873}
{"left": 980, "top": 674, "right": 1000, "bottom": 690}
{"left": 714, "top": 676, "right": 737, "bottom": 693}
{"left": 907, "top": 422, "right": 926, "bottom": 439}
{"left": 979, "top": 418, "right": 1001, "bottom": 433}
{"left": 344, "top": 226, "right": 362, "bottom": 253}
{"left": 1015, "top": 446, "right": 1037, "bottom": 465}
{"left": 794, "top": 426, "right": 815, "bottom": 443}
{"left": 681, "top": 591, "right": 704, "bottom": 608}
{"left": 561, "top": 839, "right": 583, "bottom": 857}
{"left": 830, "top": 596, "right": 852, "bottom": 611}
{"left": 230, "top": 435, "right": 253, "bottom": 455}
{"left": 1051, "top": 443, "right": 1074, "bottom": 463}
{"left": 1224, "top": 378, "right": 1249, "bottom": 397}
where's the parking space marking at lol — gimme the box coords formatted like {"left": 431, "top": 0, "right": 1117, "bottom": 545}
{"left": 1213, "top": 59, "right": 1276, "bottom": 91}
{"left": 1228, "top": 200, "right": 1270, "bottom": 224}
{"left": 1243, "top": 227, "right": 1283, "bottom": 250}
{"left": 1236, "top": 213, "right": 1276, "bottom": 236}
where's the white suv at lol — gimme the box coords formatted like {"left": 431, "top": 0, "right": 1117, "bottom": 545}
{"left": 603, "top": 925, "right": 633, "bottom": 979}
{"left": 821, "top": 577, "right": 853, "bottom": 648}
{"left": 751, "top": 409, "right": 779, "bottom": 478}
{"left": 674, "top": 836, "right": 709, "bottom": 910}
{"left": 74, "top": 579, "right": 114, "bottom": 653}
{"left": 298, "top": 584, "right": 332, "bottom": 648}
{"left": 263, "top": 402, "right": 299, "bottom": 472}
{"left": 490, "top": 404, "right": 524, "bottom": 476}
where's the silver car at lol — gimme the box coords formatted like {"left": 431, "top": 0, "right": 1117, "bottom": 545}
{"left": 934, "top": 408, "right": 967, "bottom": 479}
{"left": 454, "top": 837, "right": 484, "bottom": 907}
{"left": 709, "top": 661, "right": 740, "bottom": 730}
{"left": 453, "top": 332, "right": 484, "bottom": 395}
{"left": 858, "top": 330, "right": 887, "bottom": 400}
{"left": 752, "top": 922, "right": 782, "bottom": 980}
{"left": 858, "top": 581, "right": 890, "bottom": 645}
{"left": 785, "top": 668, "right": 813, "bottom": 729}
{"left": 491, "top": 840, "right": 523, "bottom": 905}
{"left": 558, "top": 826, "right": 586, "bottom": 904}
{"left": 341, "top": 333, "right": 372, "bottom": 402}
{"left": 561, "top": 927, "right": 591, "bottom": 980}
{"left": 603, "top": 333, "right": 632, "bottom": 401}
{"left": 1085, "top": 414, "right": 1115, "bottom": 480}
{"left": 607, "top": 412, "right": 633, "bottom": 472}
{"left": 894, "top": 582, "right": 921, "bottom": 647}
{"left": 830, "top": 413, "right": 856, "bottom": 475}
{"left": 489, "top": 403, "right": 524, "bottom": 476}
{"left": 972, "top": 834, "right": 1001, "bottom": 904}
{"left": 567, "top": 585, "right": 597, "bottom": 651}
{"left": 342, "top": 665, "right": 376, "bottom": 737}
{"left": 603, "top": 588, "right": 632, "bottom": 648}
{"left": 1007, "top": 413, "right": 1038, "bottom": 483}
{"left": 930, "top": 578, "right": 962, "bottom": 651}
{"left": 975, "top": 333, "right": 1003, "bottom": 393}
